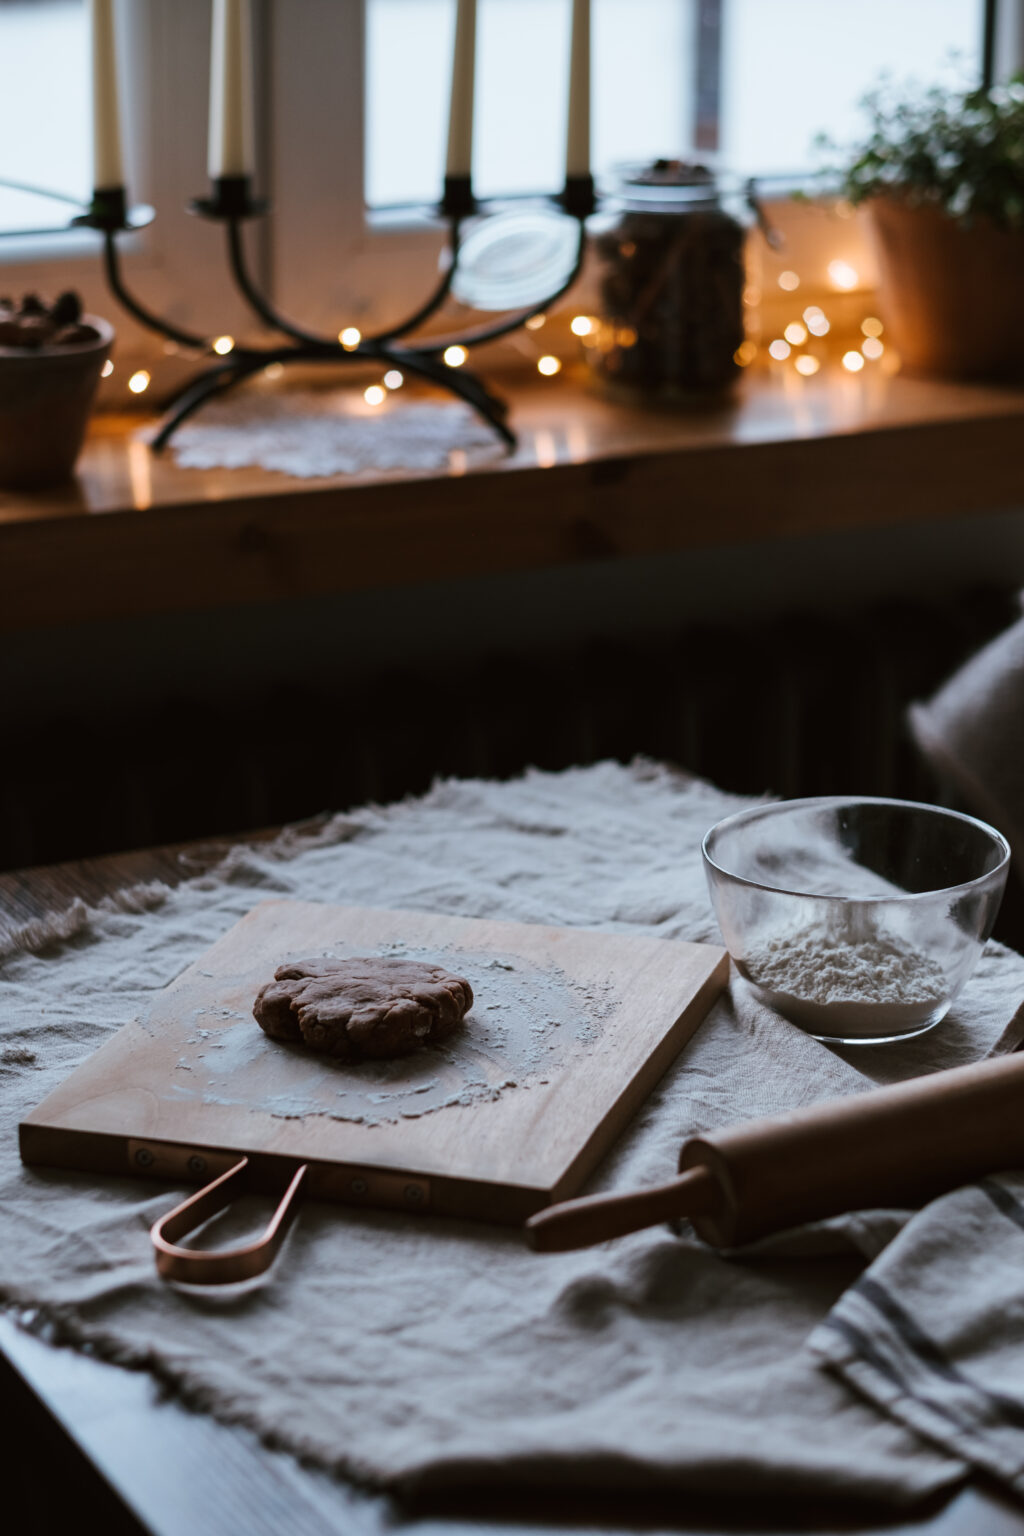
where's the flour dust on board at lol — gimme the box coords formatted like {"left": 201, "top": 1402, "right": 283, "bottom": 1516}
{"left": 159, "top": 941, "right": 615, "bottom": 1127}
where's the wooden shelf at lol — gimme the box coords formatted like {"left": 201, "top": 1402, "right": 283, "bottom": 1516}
{"left": 3, "top": 366, "right": 1024, "bottom": 633}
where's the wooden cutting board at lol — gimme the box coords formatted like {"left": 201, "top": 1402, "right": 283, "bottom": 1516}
{"left": 20, "top": 900, "right": 728, "bottom": 1224}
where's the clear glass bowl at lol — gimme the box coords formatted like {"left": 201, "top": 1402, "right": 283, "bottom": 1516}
{"left": 702, "top": 797, "right": 1010, "bottom": 1044}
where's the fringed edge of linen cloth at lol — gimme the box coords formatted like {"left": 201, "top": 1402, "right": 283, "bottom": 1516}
{"left": 0, "top": 1290, "right": 969, "bottom": 1505}
{"left": 0, "top": 883, "right": 170, "bottom": 966}
{"left": 0, "top": 1294, "right": 398, "bottom": 1490}
{"left": 0, "top": 758, "right": 716, "bottom": 966}
{"left": 0, "top": 810, "right": 366, "bottom": 964}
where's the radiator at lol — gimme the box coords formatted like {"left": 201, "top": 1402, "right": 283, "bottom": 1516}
{"left": 1, "top": 590, "right": 1014, "bottom": 873}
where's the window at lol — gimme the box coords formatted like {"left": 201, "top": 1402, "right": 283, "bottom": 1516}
{"left": 0, "top": 0, "right": 90, "bottom": 236}
{"left": 367, "top": 0, "right": 695, "bottom": 205}
{"left": 0, "top": 0, "right": 266, "bottom": 386}
{"left": 720, "top": 0, "right": 983, "bottom": 172}
{"left": 289, "top": 0, "right": 993, "bottom": 329}
{"left": 365, "top": 0, "right": 986, "bottom": 210}
{"left": 0, "top": 0, "right": 1005, "bottom": 376}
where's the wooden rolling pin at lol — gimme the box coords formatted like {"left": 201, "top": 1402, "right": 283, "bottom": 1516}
{"left": 526, "top": 1050, "right": 1024, "bottom": 1253}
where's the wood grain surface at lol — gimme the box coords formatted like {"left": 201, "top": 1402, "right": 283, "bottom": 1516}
{"left": 4, "top": 369, "right": 1024, "bottom": 632}
{"left": 21, "top": 899, "right": 728, "bottom": 1221}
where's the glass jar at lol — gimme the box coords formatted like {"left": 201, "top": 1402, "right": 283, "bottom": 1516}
{"left": 585, "top": 161, "right": 748, "bottom": 402}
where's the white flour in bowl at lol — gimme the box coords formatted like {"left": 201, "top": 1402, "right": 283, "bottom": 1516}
{"left": 740, "top": 926, "right": 948, "bottom": 1040}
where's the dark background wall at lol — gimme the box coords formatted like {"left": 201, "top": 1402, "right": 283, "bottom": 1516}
{"left": 3, "top": 506, "right": 1022, "bottom": 875}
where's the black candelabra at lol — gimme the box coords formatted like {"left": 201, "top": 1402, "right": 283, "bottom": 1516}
{"left": 73, "top": 171, "right": 595, "bottom": 452}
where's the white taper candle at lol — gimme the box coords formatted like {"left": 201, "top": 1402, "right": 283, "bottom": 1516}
{"left": 208, "top": 0, "right": 255, "bottom": 180}
{"left": 89, "top": 0, "right": 124, "bottom": 190}
{"left": 446, "top": 0, "right": 477, "bottom": 179}
{"left": 566, "top": 0, "right": 591, "bottom": 179}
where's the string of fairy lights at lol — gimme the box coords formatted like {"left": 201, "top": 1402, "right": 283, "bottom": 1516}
{"left": 103, "top": 236, "right": 894, "bottom": 404}
{"left": 735, "top": 256, "right": 896, "bottom": 382}
{"left": 104, "top": 316, "right": 570, "bottom": 403}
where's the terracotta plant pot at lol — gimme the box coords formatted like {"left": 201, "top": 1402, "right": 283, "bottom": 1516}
{"left": 866, "top": 197, "right": 1024, "bottom": 381}
{"left": 0, "top": 315, "right": 114, "bottom": 489}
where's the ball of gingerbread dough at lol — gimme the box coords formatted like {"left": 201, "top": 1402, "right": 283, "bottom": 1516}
{"left": 254, "top": 956, "right": 473, "bottom": 1061}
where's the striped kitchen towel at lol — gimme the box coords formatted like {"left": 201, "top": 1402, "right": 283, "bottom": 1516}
{"left": 810, "top": 1172, "right": 1024, "bottom": 1496}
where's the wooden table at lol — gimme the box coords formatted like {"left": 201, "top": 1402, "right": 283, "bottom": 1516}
{"left": 4, "top": 839, "right": 1024, "bottom": 1536}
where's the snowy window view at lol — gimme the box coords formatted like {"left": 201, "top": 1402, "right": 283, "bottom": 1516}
{"left": 0, "top": 0, "right": 986, "bottom": 235}
{"left": 719, "top": 0, "right": 982, "bottom": 173}
{"left": 367, "top": 0, "right": 697, "bottom": 204}
{"left": 0, "top": 0, "right": 90, "bottom": 236}
{"left": 367, "top": 0, "right": 984, "bottom": 205}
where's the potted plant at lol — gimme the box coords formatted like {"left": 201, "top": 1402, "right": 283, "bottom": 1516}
{"left": 835, "top": 76, "right": 1024, "bottom": 380}
{"left": 0, "top": 292, "right": 113, "bottom": 489}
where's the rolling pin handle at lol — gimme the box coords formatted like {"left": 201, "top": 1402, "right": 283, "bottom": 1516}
{"left": 526, "top": 1165, "right": 720, "bottom": 1253}
{"left": 150, "top": 1156, "right": 307, "bottom": 1285}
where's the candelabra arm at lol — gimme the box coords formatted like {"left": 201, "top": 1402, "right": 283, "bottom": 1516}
{"left": 102, "top": 231, "right": 209, "bottom": 352}
{"left": 147, "top": 341, "right": 514, "bottom": 454}
{"left": 423, "top": 357, "right": 508, "bottom": 424}
{"left": 226, "top": 219, "right": 340, "bottom": 350}
{"left": 378, "top": 343, "right": 515, "bottom": 450}
{"left": 405, "top": 216, "right": 587, "bottom": 357}
{"left": 148, "top": 350, "right": 291, "bottom": 451}
{"left": 226, "top": 216, "right": 465, "bottom": 352}
{"left": 367, "top": 218, "right": 462, "bottom": 344}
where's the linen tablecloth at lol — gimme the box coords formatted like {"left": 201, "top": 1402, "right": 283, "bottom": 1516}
{"left": 2, "top": 761, "right": 1023, "bottom": 1503}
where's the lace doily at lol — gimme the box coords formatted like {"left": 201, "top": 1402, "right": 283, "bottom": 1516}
{"left": 162, "top": 389, "right": 503, "bottom": 478}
